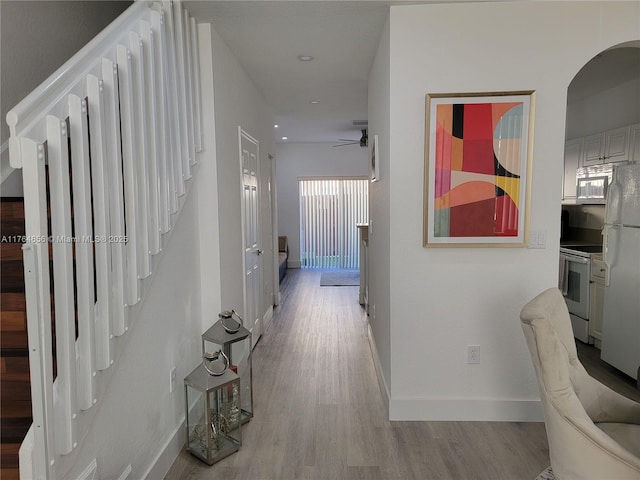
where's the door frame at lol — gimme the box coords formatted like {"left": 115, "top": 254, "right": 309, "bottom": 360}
{"left": 238, "top": 126, "right": 262, "bottom": 347}
{"left": 269, "top": 153, "right": 281, "bottom": 305}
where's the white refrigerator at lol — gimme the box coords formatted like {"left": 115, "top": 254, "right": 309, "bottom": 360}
{"left": 601, "top": 162, "right": 640, "bottom": 382}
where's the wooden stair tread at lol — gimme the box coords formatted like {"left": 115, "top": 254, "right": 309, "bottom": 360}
{"left": 0, "top": 312, "right": 26, "bottom": 332}
{"left": 0, "top": 379, "right": 31, "bottom": 401}
{"left": 0, "top": 400, "right": 31, "bottom": 418}
{"left": 0, "top": 243, "right": 23, "bottom": 261}
{"left": 0, "top": 442, "right": 21, "bottom": 464}
{"left": 1, "top": 200, "right": 30, "bottom": 477}
{"left": 0, "top": 417, "right": 32, "bottom": 444}
{"left": 0, "top": 332, "right": 28, "bottom": 350}
{"left": 0, "top": 292, "right": 26, "bottom": 311}
{"left": 0, "top": 219, "right": 25, "bottom": 238}
{"left": 1, "top": 357, "right": 29, "bottom": 375}
{"left": 0, "top": 468, "right": 20, "bottom": 480}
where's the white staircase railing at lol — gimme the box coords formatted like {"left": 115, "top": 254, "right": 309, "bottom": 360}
{"left": 6, "top": 1, "right": 202, "bottom": 478}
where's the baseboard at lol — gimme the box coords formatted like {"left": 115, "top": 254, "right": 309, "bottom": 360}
{"left": 142, "top": 417, "right": 185, "bottom": 480}
{"left": 263, "top": 305, "right": 274, "bottom": 331}
{"left": 274, "top": 290, "right": 281, "bottom": 306}
{"left": 389, "top": 397, "right": 543, "bottom": 422}
{"left": 367, "top": 323, "right": 390, "bottom": 415}
{"left": 289, "top": 260, "right": 301, "bottom": 269}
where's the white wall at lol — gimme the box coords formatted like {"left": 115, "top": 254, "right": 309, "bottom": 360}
{"left": 380, "top": 1, "right": 639, "bottom": 421}
{"left": 62, "top": 184, "right": 204, "bottom": 480}
{"left": 366, "top": 16, "right": 392, "bottom": 404}
{"left": 276, "top": 143, "right": 368, "bottom": 266}
{"left": 208, "top": 25, "right": 277, "bottom": 323}
{"left": 566, "top": 76, "right": 640, "bottom": 139}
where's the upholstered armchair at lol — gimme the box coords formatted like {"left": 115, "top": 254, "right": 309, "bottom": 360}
{"left": 520, "top": 288, "right": 640, "bottom": 479}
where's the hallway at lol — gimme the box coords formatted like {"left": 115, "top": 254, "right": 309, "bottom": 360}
{"left": 165, "top": 268, "right": 550, "bottom": 479}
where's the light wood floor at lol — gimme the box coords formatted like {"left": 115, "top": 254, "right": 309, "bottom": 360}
{"left": 165, "top": 268, "right": 552, "bottom": 479}
{"left": 577, "top": 341, "right": 640, "bottom": 403}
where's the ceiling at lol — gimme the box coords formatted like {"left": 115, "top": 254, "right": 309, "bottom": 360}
{"left": 186, "top": 1, "right": 640, "bottom": 145}
{"left": 568, "top": 45, "right": 640, "bottom": 103}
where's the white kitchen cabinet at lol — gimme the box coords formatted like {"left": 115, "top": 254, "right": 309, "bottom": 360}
{"left": 604, "top": 125, "right": 631, "bottom": 163}
{"left": 589, "top": 257, "right": 606, "bottom": 348}
{"left": 583, "top": 132, "right": 605, "bottom": 166}
{"left": 563, "top": 138, "right": 583, "bottom": 202}
{"left": 629, "top": 123, "right": 640, "bottom": 162}
{"left": 583, "top": 126, "right": 631, "bottom": 166}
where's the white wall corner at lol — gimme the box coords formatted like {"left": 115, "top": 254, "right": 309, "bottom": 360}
{"left": 368, "top": 323, "right": 390, "bottom": 415}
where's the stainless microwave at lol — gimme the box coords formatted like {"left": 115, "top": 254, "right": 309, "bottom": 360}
{"left": 576, "top": 164, "right": 614, "bottom": 204}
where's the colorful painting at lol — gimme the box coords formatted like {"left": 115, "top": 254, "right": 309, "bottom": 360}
{"left": 424, "top": 91, "right": 534, "bottom": 247}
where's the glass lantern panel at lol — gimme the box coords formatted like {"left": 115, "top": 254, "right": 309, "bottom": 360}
{"left": 186, "top": 387, "right": 208, "bottom": 460}
{"left": 185, "top": 369, "right": 242, "bottom": 465}
{"left": 207, "top": 380, "right": 242, "bottom": 445}
{"left": 233, "top": 344, "right": 253, "bottom": 420}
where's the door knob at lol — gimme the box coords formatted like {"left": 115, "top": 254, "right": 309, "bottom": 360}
{"left": 257, "top": 249, "right": 263, "bottom": 255}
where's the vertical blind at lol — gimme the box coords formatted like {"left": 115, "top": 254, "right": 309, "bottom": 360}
{"left": 299, "top": 178, "right": 368, "bottom": 269}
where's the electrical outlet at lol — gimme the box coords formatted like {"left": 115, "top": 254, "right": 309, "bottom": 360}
{"left": 169, "top": 367, "right": 177, "bottom": 392}
{"left": 371, "top": 304, "right": 376, "bottom": 319}
{"left": 467, "top": 345, "right": 480, "bottom": 364}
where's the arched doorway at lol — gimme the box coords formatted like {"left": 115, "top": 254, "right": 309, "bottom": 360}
{"left": 561, "top": 42, "right": 640, "bottom": 384}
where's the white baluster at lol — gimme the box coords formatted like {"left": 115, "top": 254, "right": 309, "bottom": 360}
{"left": 86, "top": 77, "right": 114, "bottom": 369}
{"left": 190, "top": 15, "right": 203, "bottom": 154}
{"left": 151, "top": 9, "right": 172, "bottom": 234}
{"left": 183, "top": 9, "right": 196, "bottom": 166}
{"left": 163, "top": 0, "right": 185, "bottom": 199}
{"left": 140, "top": 20, "right": 162, "bottom": 256}
{"left": 46, "top": 114, "right": 77, "bottom": 454}
{"left": 116, "top": 44, "right": 141, "bottom": 306}
{"left": 101, "top": 58, "right": 128, "bottom": 336}
{"left": 20, "top": 137, "right": 56, "bottom": 478}
{"left": 173, "top": 1, "right": 192, "bottom": 180}
{"left": 68, "top": 94, "right": 96, "bottom": 410}
{"left": 129, "top": 31, "right": 151, "bottom": 279}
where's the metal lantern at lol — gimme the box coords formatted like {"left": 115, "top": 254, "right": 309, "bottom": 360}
{"left": 184, "top": 364, "right": 242, "bottom": 465}
{"left": 202, "top": 319, "right": 254, "bottom": 424}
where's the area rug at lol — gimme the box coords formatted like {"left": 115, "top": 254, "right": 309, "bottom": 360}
{"left": 535, "top": 466, "right": 555, "bottom": 480}
{"left": 320, "top": 270, "right": 359, "bottom": 286}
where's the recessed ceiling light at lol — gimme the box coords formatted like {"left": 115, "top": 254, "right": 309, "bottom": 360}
{"left": 274, "top": 124, "right": 279, "bottom": 128}
{"left": 282, "top": 136, "right": 288, "bottom": 140}
{"left": 297, "top": 55, "right": 314, "bottom": 62}
{"left": 309, "top": 100, "right": 320, "bottom": 104}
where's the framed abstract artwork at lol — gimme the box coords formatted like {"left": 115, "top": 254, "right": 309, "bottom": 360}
{"left": 423, "top": 91, "right": 534, "bottom": 247}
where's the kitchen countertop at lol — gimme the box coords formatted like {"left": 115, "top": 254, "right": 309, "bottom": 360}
{"left": 560, "top": 240, "right": 602, "bottom": 247}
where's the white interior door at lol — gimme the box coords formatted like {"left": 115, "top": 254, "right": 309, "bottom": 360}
{"left": 240, "top": 128, "right": 262, "bottom": 348}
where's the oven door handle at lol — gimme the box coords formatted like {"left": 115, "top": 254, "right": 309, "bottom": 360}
{"left": 560, "top": 256, "right": 569, "bottom": 296}
{"left": 559, "top": 253, "right": 589, "bottom": 296}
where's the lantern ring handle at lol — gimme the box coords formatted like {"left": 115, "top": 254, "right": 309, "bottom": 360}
{"left": 220, "top": 309, "right": 243, "bottom": 334}
{"left": 202, "top": 350, "right": 229, "bottom": 376}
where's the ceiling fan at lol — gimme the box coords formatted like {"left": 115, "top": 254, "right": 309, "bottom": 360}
{"left": 333, "top": 129, "right": 368, "bottom": 148}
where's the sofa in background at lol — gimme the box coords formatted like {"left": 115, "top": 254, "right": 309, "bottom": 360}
{"left": 278, "top": 236, "right": 289, "bottom": 282}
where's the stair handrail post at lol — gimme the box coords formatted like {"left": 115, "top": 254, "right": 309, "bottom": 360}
{"left": 19, "top": 137, "right": 56, "bottom": 479}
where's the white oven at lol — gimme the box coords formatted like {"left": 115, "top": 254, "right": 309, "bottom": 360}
{"left": 559, "top": 248, "right": 592, "bottom": 342}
